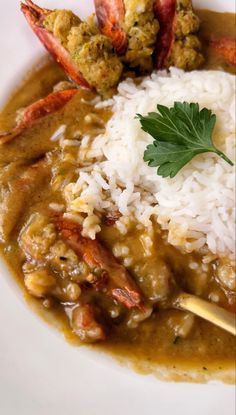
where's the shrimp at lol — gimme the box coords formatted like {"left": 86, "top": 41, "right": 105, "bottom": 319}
{"left": 54, "top": 215, "right": 143, "bottom": 309}
{"left": 21, "top": 1, "right": 90, "bottom": 88}
{"left": 0, "top": 89, "right": 78, "bottom": 144}
{"left": 21, "top": 1, "right": 123, "bottom": 96}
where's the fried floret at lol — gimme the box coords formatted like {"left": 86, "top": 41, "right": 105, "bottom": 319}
{"left": 44, "top": 10, "right": 81, "bottom": 47}
{"left": 68, "top": 27, "right": 123, "bottom": 96}
{"left": 169, "top": 0, "right": 204, "bottom": 70}
{"left": 168, "top": 35, "right": 204, "bottom": 70}
{"left": 175, "top": 10, "right": 200, "bottom": 38}
{"left": 123, "top": 0, "right": 159, "bottom": 72}
{"left": 44, "top": 10, "right": 123, "bottom": 96}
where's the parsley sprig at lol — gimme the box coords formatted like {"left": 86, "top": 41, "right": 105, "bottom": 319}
{"left": 137, "top": 102, "right": 233, "bottom": 178}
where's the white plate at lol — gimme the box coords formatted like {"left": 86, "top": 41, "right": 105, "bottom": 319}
{"left": 0, "top": 1, "right": 235, "bottom": 414}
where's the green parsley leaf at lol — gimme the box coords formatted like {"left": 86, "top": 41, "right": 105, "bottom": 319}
{"left": 137, "top": 102, "right": 234, "bottom": 178}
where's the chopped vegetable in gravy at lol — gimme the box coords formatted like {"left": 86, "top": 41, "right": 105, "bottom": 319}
{"left": 0, "top": 8, "right": 235, "bottom": 382}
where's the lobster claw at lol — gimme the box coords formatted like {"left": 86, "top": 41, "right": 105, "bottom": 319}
{"left": 0, "top": 89, "right": 78, "bottom": 144}
{"left": 21, "top": 1, "right": 91, "bottom": 88}
{"left": 94, "top": 0, "right": 127, "bottom": 54}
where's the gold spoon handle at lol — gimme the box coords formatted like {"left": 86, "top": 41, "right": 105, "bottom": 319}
{"left": 175, "top": 292, "right": 236, "bottom": 336}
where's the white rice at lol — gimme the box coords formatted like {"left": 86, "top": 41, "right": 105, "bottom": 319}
{"left": 65, "top": 68, "right": 236, "bottom": 258}
{"left": 50, "top": 124, "right": 66, "bottom": 141}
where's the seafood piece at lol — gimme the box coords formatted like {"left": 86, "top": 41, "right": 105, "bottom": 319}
{"left": 153, "top": 0, "right": 176, "bottom": 69}
{"left": 24, "top": 269, "right": 56, "bottom": 298}
{"left": 48, "top": 240, "right": 90, "bottom": 281}
{"left": 71, "top": 304, "right": 106, "bottom": 342}
{"left": 0, "top": 89, "right": 78, "bottom": 145}
{"left": 94, "top": 0, "right": 127, "bottom": 54}
{"left": 0, "top": 159, "right": 50, "bottom": 242}
{"left": 154, "top": 0, "right": 204, "bottom": 70}
{"left": 209, "top": 37, "right": 236, "bottom": 66}
{"left": 54, "top": 216, "right": 143, "bottom": 309}
{"left": 19, "top": 213, "right": 57, "bottom": 262}
{"left": 95, "top": 0, "right": 159, "bottom": 72}
{"left": 21, "top": 1, "right": 123, "bottom": 96}
{"left": 21, "top": 1, "right": 90, "bottom": 88}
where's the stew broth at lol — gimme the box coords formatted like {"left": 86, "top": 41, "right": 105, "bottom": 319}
{"left": 0, "top": 9, "right": 235, "bottom": 382}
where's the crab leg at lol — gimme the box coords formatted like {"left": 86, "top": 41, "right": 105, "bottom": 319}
{"left": 94, "top": 0, "right": 127, "bottom": 54}
{"left": 154, "top": 0, "right": 176, "bottom": 69}
{"left": 209, "top": 37, "right": 236, "bottom": 66}
{"left": 21, "top": 1, "right": 91, "bottom": 88}
{"left": 0, "top": 89, "right": 78, "bottom": 145}
{"left": 54, "top": 215, "right": 143, "bottom": 309}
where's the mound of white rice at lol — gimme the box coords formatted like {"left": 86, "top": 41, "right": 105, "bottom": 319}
{"left": 64, "top": 68, "right": 235, "bottom": 258}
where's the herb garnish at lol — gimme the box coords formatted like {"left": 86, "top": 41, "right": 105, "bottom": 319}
{"left": 137, "top": 102, "right": 234, "bottom": 178}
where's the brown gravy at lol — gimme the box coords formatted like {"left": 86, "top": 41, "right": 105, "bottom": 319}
{"left": 0, "top": 9, "right": 235, "bottom": 382}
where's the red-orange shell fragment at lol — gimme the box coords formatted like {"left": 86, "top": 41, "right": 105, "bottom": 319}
{"left": 54, "top": 215, "right": 143, "bottom": 309}
{"left": 210, "top": 37, "right": 236, "bottom": 66}
{"left": 154, "top": 0, "right": 176, "bottom": 69}
{"left": 21, "top": 1, "right": 91, "bottom": 88}
{"left": 94, "top": 0, "right": 128, "bottom": 54}
{"left": 0, "top": 89, "right": 78, "bottom": 145}
{"left": 23, "top": 0, "right": 50, "bottom": 15}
